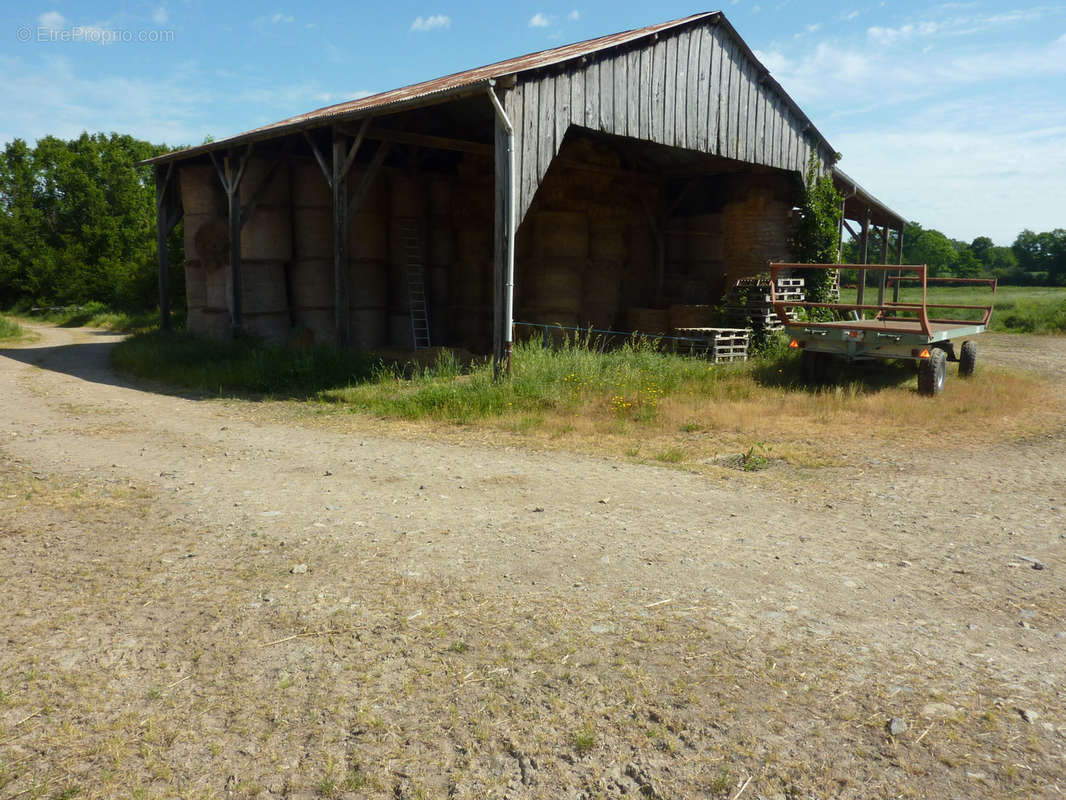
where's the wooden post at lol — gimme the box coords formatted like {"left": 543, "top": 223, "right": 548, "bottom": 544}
{"left": 877, "top": 223, "right": 889, "bottom": 306}
{"left": 226, "top": 155, "right": 243, "bottom": 332}
{"left": 893, "top": 222, "right": 904, "bottom": 303}
{"left": 857, "top": 209, "right": 870, "bottom": 308}
{"left": 332, "top": 129, "right": 351, "bottom": 348}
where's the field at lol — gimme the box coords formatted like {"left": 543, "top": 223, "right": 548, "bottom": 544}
{"left": 1, "top": 321, "right": 1065, "bottom": 799}
{"left": 838, "top": 284, "right": 1066, "bottom": 333}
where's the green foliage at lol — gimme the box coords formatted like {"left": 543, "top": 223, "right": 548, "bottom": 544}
{"left": 111, "top": 330, "right": 382, "bottom": 397}
{"left": 0, "top": 133, "right": 178, "bottom": 310}
{"left": 788, "top": 154, "right": 843, "bottom": 304}
{"left": 0, "top": 315, "right": 25, "bottom": 340}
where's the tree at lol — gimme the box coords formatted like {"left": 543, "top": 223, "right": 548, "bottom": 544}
{"left": 788, "top": 154, "right": 843, "bottom": 302}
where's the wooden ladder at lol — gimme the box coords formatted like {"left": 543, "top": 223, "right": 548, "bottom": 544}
{"left": 396, "top": 217, "right": 431, "bottom": 350}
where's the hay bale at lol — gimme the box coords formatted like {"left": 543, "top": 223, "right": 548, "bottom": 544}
{"left": 187, "top": 214, "right": 228, "bottom": 267}
{"left": 293, "top": 207, "right": 332, "bottom": 260}
{"left": 228, "top": 259, "right": 288, "bottom": 315}
{"left": 292, "top": 159, "right": 330, "bottom": 208}
{"left": 588, "top": 220, "right": 626, "bottom": 260}
{"left": 205, "top": 265, "right": 228, "bottom": 310}
{"left": 241, "top": 207, "right": 292, "bottom": 261}
{"left": 448, "top": 306, "right": 491, "bottom": 353}
{"left": 389, "top": 312, "right": 414, "bottom": 349}
{"left": 187, "top": 308, "right": 231, "bottom": 339}
{"left": 532, "top": 211, "right": 587, "bottom": 259}
{"left": 456, "top": 225, "right": 492, "bottom": 262}
{"left": 350, "top": 259, "right": 388, "bottom": 309}
{"left": 179, "top": 165, "right": 225, "bottom": 216}
{"left": 625, "top": 307, "right": 669, "bottom": 334}
{"left": 290, "top": 258, "right": 333, "bottom": 309}
{"left": 450, "top": 261, "right": 489, "bottom": 306}
{"left": 291, "top": 307, "right": 334, "bottom": 345}
{"left": 351, "top": 307, "right": 387, "bottom": 350}
{"left": 523, "top": 259, "right": 583, "bottom": 314}
{"left": 390, "top": 172, "right": 425, "bottom": 218}
{"left": 430, "top": 175, "right": 452, "bottom": 217}
{"left": 239, "top": 158, "right": 291, "bottom": 206}
{"left": 349, "top": 166, "right": 389, "bottom": 213}
{"left": 184, "top": 259, "right": 207, "bottom": 309}
{"left": 430, "top": 223, "right": 455, "bottom": 268}
{"left": 669, "top": 305, "right": 715, "bottom": 330}
{"left": 351, "top": 212, "right": 388, "bottom": 261}
{"left": 244, "top": 312, "right": 291, "bottom": 345}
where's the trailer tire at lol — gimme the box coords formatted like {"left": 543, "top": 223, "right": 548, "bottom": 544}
{"left": 918, "top": 349, "right": 947, "bottom": 396}
{"left": 801, "top": 351, "right": 827, "bottom": 384}
{"left": 959, "top": 340, "right": 977, "bottom": 377}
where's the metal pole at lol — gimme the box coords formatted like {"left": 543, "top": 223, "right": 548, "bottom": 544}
{"left": 487, "top": 82, "right": 515, "bottom": 378}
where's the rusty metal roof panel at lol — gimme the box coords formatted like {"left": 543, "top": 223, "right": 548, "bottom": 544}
{"left": 143, "top": 12, "right": 720, "bottom": 165}
{"left": 833, "top": 167, "right": 905, "bottom": 228}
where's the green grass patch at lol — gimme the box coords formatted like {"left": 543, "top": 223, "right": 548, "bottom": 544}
{"left": 111, "top": 329, "right": 381, "bottom": 398}
{"left": 0, "top": 315, "right": 27, "bottom": 341}
{"left": 11, "top": 301, "right": 163, "bottom": 333}
{"left": 839, "top": 285, "right": 1066, "bottom": 334}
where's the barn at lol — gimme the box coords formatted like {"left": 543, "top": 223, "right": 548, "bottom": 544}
{"left": 145, "top": 11, "right": 903, "bottom": 368}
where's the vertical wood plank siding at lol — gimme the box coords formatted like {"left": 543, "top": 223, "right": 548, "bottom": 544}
{"left": 507, "top": 21, "right": 828, "bottom": 218}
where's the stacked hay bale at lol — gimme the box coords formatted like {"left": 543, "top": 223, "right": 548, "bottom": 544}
{"left": 583, "top": 215, "right": 626, "bottom": 331}
{"left": 722, "top": 176, "right": 793, "bottom": 287}
{"left": 449, "top": 155, "right": 493, "bottom": 353}
{"left": 349, "top": 167, "right": 389, "bottom": 350}
{"left": 290, "top": 159, "right": 334, "bottom": 344}
{"left": 233, "top": 158, "right": 292, "bottom": 344}
{"left": 521, "top": 211, "right": 586, "bottom": 334}
{"left": 179, "top": 164, "right": 230, "bottom": 338}
{"left": 428, "top": 174, "right": 453, "bottom": 345}
{"left": 386, "top": 171, "right": 427, "bottom": 350}
{"left": 686, "top": 212, "right": 726, "bottom": 302}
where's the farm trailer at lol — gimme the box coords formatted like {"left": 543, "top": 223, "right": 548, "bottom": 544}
{"left": 768, "top": 263, "right": 997, "bottom": 396}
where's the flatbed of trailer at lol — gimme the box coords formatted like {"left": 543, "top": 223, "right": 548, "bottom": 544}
{"left": 768, "top": 262, "right": 997, "bottom": 395}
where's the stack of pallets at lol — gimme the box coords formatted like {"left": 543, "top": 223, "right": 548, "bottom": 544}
{"left": 722, "top": 277, "right": 805, "bottom": 332}
{"left": 672, "top": 327, "right": 750, "bottom": 362}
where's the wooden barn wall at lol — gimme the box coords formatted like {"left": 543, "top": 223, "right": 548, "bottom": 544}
{"left": 506, "top": 21, "right": 827, "bottom": 219}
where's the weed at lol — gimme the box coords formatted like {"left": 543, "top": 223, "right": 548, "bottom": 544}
{"left": 739, "top": 443, "right": 772, "bottom": 471}
{"left": 0, "top": 315, "right": 28, "bottom": 341}
{"left": 709, "top": 769, "right": 733, "bottom": 794}
{"left": 449, "top": 641, "right": 468, "bottom": 654}
{"left": 654, "top": 447, "right": 686, "bottom": 464}
{"left": 572, "top": 724, "right": 596, "bottom": 756}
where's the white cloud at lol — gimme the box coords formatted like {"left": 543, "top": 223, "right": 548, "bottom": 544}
{"left": 529, "top": 12, "right": 552, "bottom": 27}
{"left": 269, "top": 12, "right": 294, "bottom": 24}
{"left": 152, "top": 7, "right": 168, "bottom": 25}
{"left": 568, "top": 10, "right": 579, "bottom": 21}
{"left": 410, "top": 14, "right": 451, "bottom": 32}
{"left": 843, "top": 10, "right": 859, "bottom": 21}
{"left": 38, "top": 11, "right": 65, "bottom": 29}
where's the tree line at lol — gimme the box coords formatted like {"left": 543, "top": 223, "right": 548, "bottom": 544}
{"left": 841, "top": 222, "right": 1066, "bottom": 285}
{"left": 0, "top": 132, "right": 1063, "bottom": 313}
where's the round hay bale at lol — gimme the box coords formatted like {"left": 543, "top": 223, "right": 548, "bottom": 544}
{"left": 187, "top": 214, "right": 228, "bottom": 267}
{"left": 179, "top": 165, "right": 225, "bottom": 216}
{"left": 452, "top": 183, "right": 492, "bottom": 223}
{"left": 666, "top": 228, "right": 689, "bottom": 262}
{"left": 239, "top": 158, "right": 290, "bottom": 206}
{"left": 351, "top": 212, "right": 388, "bottom": 261}
{"left": 532, "top": 212, "right": 587, "bottom": 259}
{"left": 292, "top": 159, "right": 330, "bottom": 208}
{"left": 456, "top": 225, "right": 492, "bottom": 261}
{"left": 390, "top": 172, "right": 425, "bottom": 218}
{"left": 388, "top": 312, "right": 415, "bottom": 349}
{"left": 349, "top": 167, "right": 388, "bottom": 212}
{"left": 187, "top": 308, "right": 231, "bottom": 339}
{"left": 589, "top": 221, "right": 626, "bottom": 260}
{"left": 688, "top": 212, "right": 724, "bottom": 235}
{"left": 351, "top": 307, "right": 387, "bottom": 350}
{"left": 349, "top": 259, "right": 388, "bottom": 308}
{"left": 241, "top": 207, "right": 292, "bottom": 261}
{"left": 449, "top": 306, "right": 491, "bottom": 353}
{"left": 184, "top": 259, "right": 207, "bottom": 309}
{"left": 580, "top": 304, "right": 618, "bottom": 331}
{"left": 430, "top": 175, "right": 452, "bottom": 217}
{"left": 688, "top": 233, "right": 724, "bottom": 262}
{"left": 291, "top": 307, "right": 335, "bottom": 345}
{"left": 226, "top": 259, "right": 288, "bottom": 314}
{"left": 293, "top": 206, "right": 332, "bottom": 260}
{"left": 523, "top": 259, "right": 583, "bottom": 314}
{"left": 430, "top": 223, "right": 454, "bottom": 268}
{"left": 244, "top": 312, "right": 291, "bottom": 345}
{"left": 290, "top": 258, "right": 333, "bottom": 309}
{"left": 429, "top": 266, "right": 449, "bottom": 308}
{"left": 669, "top": 305, "right": 715, "bottom": 330}
{"left": 625, "top": 307, "right": 670, "bottom": 334}
{"left": 205, "top": 264, "right": 228, "bottom": 310}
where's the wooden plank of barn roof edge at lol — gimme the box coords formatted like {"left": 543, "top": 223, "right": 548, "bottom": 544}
{"left": 695, "top": 25, "right": 711, "bottom": 152}
{"left": 538, "top": 77, "right": 555, "bottom": 188}
{"left": 710, "top": 25, "right": 725, "bottom": 156}
{"left": 663, "top": 33, "right": 677, "bottom": 146}
{"left": 554, "top": 68, "right": 571, "bottom": 154}
{"left": 520, "top": 82, "right": 540, "bottom": 218}
{"left": 639, "top": 44, "right": 653, "bottom": 141}
{"left": 599, "top": 55, "right": 614, "bottom": 133}
{"left": 584, "top": 58, "right": 599, "bottom": 132}
{"left": 678, "top": 28, "right": 695, "bottom": 149}
{"left": 626, "top": 49, "right": 640, "bottom": 138}
{"left": 570, "top": 64, "right": 585, "bottom": 129}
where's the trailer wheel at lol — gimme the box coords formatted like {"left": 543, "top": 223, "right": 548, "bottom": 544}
{"left": 959, "top": 340, "right": 977, "bottom": 377}
{"left": 801, "top": 351, "right": 829, "bottom": 384}
{"left": 918, "top": 349, "right": 947, "bottom": 396}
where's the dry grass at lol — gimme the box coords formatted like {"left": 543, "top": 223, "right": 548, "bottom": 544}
{"left": 1, "top": 460, "right": 1061, "bottom": 799}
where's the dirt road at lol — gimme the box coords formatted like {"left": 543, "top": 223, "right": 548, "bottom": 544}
{"left": 1, "top": 323, "right": 1064, "bottom": 799}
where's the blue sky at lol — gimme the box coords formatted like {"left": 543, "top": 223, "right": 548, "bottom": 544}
{"left": 2, "top": 1, "right": 1064, "bottom": 244}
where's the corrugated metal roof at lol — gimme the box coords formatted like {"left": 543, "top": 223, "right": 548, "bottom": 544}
{"left": 144, "top": 11, "right": 835, "bottom": 166}
{"left": 833, "top": 167, "right": 905, "bottom": 228}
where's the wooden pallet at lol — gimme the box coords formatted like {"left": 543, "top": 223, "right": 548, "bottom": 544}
{"left": 672, "top": 327, "right": 750, "bottom": 362}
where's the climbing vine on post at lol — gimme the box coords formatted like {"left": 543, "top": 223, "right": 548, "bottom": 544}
{"left": 789, "top": 153, "right": 844, "bottom": 305}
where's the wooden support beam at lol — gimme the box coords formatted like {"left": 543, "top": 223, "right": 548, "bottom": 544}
{"left": 857, "top": 209, "right": 870, "bottom": 308}
{"left": 877, "top": 224, "right": 889, "bottom": 306}
{"left": 348, "top": 141, "right": 391, "bottom": 221}
{"left": 154, "top": 163, "right": 181, "bottom": 330}
{"left": 841, "top": 218, "right": 860, "bottom": 241}
{"left": 303, "top": 131, "right": 333, "bottom": 186}
{"left": 332, "top": 129, "right": 351, "bottom": 348}
{"left": 348, "top": 126, "right": 492, "bottom": 157}
{"left": 239, "top": 159, "right": 283, "bottom": 229}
